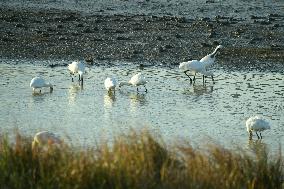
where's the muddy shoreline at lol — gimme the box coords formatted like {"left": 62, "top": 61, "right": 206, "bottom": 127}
{"left": 0, "top": 5, "right": 284, "bottom": 69}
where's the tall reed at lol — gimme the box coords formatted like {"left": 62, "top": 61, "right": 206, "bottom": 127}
{"left": 0, "top": 131, "right": 282, "bottom": 189}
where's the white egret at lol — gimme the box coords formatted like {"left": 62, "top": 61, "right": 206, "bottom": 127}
{"left": 68, "top": 60, "right": 85, "bottom": 85}
{"left": 30, "top": 76, "right": 53, "bottom": 93}
{"left": 119, "top": 73, "right": 147, "bottom": 92}
{"left": 104, "top": 77, "right": 118, "bottom": 93}
{"left": 246, "top": 116, "right": 271, "bottom": 139}
{"left": 32, "top": 131, "right": 62, "bottom": 150}
{"left": 179, "top": 45, "right": 222, "bottom": 83}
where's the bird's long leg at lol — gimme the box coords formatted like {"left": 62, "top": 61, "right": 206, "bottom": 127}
{"left": 249, "top": 131, "right": 253, "bottom": 140}
{"left": 260, "top": 132, "right": 262, "bottom": 139}
{"left": 184, "top": 71, "right": 192, "bottom": 83}
{"left": 256, "top": 132, "right": 260, "bottom": 139}
{"left": 193, "top": 73, "right": 196, "bottom": 82}
{"left": 203, "top": 75, "right": 205, "bottom": 83}
{"left": 144, "top": 85, "right": 148, "bottom": 93}
{"left": 70, "top": 73, "right": 74, "bottom": 82}
{"left": 78, "top": 74, "right": 81, "bottom": 82}
{"left": 81, "top": 76, "right": 83, "bottom": 86}
{"left": 211, "top": 75, "right": 214, "bottom": 84}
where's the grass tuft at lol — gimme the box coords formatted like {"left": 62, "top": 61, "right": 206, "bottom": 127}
{"left": 0, "top": 131, "right": 283, "bottom": 189}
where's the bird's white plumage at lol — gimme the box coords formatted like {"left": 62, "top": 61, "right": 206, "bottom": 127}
{"left": 32, "top": 131, "right": 61, "bottom": 150}
{"left": 246, "top": 116, "right": 271, "bottom": 132}
{"left": 119, "top": 73, "right": 148, "bottom": 92}
{"left": 30, "top": 76, "right": 53, "bottom": 92}
{"left": 179, "top": 45, "right": 222, "bottom": 82}
{"left": 104, "top": 77, "right": 117, "bottom": 91}
{"left": 129, "top": 73, "right": 147, "bottom": 86}
{"left": 199, "top": 45, "right": 223, "bottom": 68}
{"left": 179, "top": 60, "right": 206, "bottom": 75}
{"left": 68, "top": 61, "right": 85, "bottom": 75}
{"left": 246, "top": 116, "right": 271, "bottom": 139}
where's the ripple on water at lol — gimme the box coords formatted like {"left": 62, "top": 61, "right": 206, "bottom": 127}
{"left": 0, "top": 60, "right": 283, "bottom": 153}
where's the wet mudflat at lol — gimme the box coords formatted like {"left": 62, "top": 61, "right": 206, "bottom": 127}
{"left": 0, "top": 59, "right": 283, "bottom": 152}
{"left": 0, "top": 0, "right": 284, "bottom": 65}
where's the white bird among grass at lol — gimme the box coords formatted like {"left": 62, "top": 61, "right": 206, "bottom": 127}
{"left": 68, "top": 60, "right": 85, "bottom": 85}
{"left": 246, "top": 116, "right": 271, "bottom": 140}
{"left": 32, "top": 131, "right": 62, "bottom": 150}
{"left": 30, "top": 76, "right": 53, "bottom": 93}
{"left": 119, "top": 73, "right": 147, "bottom": 92}
{"left": 104, "top": 77, "right": 118, "bottom": 93}
{"left": 179, "top": 45, "right": 222, "bottom": 83}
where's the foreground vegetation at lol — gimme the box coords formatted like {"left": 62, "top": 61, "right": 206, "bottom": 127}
{"left": 0, "top": 131, "right": 283, "bottom": 189}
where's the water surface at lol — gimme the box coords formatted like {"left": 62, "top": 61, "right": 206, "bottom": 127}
{"left": 0, "top": 59, "right": 283, "bottom": 152}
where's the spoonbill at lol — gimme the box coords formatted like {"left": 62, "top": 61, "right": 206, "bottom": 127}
{"left": 199, "top": 45, "right": 223, "bottom": 68}
{"left": 179, "top": 45, "right": 222, "bottom": 83}
{"left": 32, "top": 131, "right": 62, "bottom": 150}
{"left": 179, "top": 60, "right": 213, "bottom": 83}
{"left": 246, "top": 116, "right": 271, "bottom": 140}
{"left": 30, "top": 76, "right": 53, "bottom": 93}
{"left": 68, "top": 60, "right": 85, "bottom": 85}
{"left": 104, "top": 77, "right": 118, "bottom": 93}
{"left": 119, "top": 73, "right": 147, "bottom": 92}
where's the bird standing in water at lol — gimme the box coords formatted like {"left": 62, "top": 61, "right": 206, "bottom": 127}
{"left": 30, "top": 76, "right": 53, "bottom": 93}
{"left": 105, "top": 77, "right": 118, "bottom": 93}
{"left": 246, "top": 116, "right": 271, "bottom": 140}
{"left": 68, "top": 60, "right": 85, "bottom": 85}
{"left": 119, "top": 73, "right": 147, "bottom": 93}
{"left": 179, "top": 45, "right": 222, "bottom": 83}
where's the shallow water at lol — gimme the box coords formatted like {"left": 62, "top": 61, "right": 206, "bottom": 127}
{"left": 0, "top": 59, "right": 283, "bottom": 152}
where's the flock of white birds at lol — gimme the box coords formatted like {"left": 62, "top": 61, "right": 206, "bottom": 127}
{"left": 29, "top": 45, "right": 271, "bottom": 149}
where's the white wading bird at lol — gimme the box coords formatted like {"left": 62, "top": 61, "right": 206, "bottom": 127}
{"left": 32, "top": 131, "right": 62, "bottom": 150}
{"left": 246, "top": 116, "right": 271, "bottom": 140}
{"left": 68, "top": 60, "right": 85, "bottom": 85}
{"left": 119, "top": 73, "right": 147, "bottom": 92}
{"left": 179, "top": 45, "right": 222, "bottom": 83}
{"left": 30, "top": 76, "right": 53, "bottom": 93}
{"left": 104, "top": 77, "right": 118, "bottom": 93}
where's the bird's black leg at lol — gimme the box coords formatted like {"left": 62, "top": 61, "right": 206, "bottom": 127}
{"left": 249, "top": 132, "right": 253, "bottom": 140}
{"left": 260, "top": 132, "right": 262, "bottom": 139}
{"left": 184, "top": 71, "right": 192, "bottom": 83}
{"left": 203, "top": 75, "right": 205, "bottom": 83}
{"left": 137, "top": 87, "right": 139, "bottom": 92}
{"left": 78, "top": 75, "right": 81, "bottom": 82}
{"left": 211, "top": 75, "right": 215, "bottom": 84}
{"left": 193, "top": 73, "right": 196, "bottom": 82}
{"left": 144, "top": 85, "right": 148, "bottom": 93}
{"left": 70, "top": 73, "right": 74, "bottom": 82}
{"left": 81, "top": 77, "right": 83, "bottom": 85}
{"left": 256, "top": 132, "right": 260, "bottom": 139}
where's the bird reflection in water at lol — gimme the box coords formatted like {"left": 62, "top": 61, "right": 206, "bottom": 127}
{"left": 247, "top": 139, "right": 268, "bottom": 154}
{"left": 183, "top": 84, "right": 213, "bottom": 96}
{"left": 68, "top": 84, "right": 83, "bottom": 104}
{"left": 104, "top": 92, "right": 116, "bottom": 109}
{"left": 129, "top": 93, "right": 147, "bottom": 112}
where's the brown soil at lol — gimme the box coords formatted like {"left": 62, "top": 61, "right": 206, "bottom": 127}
{"left": 0, "top": 5, "right": 283, "bottom": 70}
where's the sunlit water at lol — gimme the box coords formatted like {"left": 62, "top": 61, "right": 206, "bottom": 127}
{"left": 0, "top": 59, "right": 283, "bottom": 152}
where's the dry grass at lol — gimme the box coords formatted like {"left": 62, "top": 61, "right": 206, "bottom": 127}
{"left": 0, "top": 131, "right": 283, "bottom": 189}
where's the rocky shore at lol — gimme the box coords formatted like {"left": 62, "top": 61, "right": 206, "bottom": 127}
{"left": 0, "top": 3, "right": 283, "bottom": 69}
